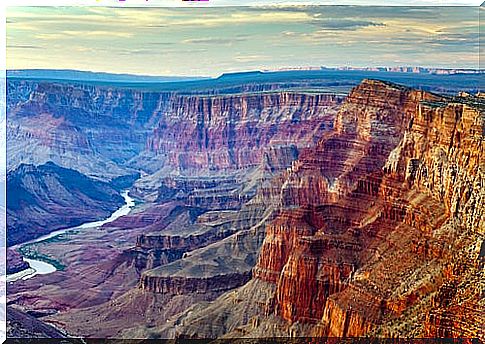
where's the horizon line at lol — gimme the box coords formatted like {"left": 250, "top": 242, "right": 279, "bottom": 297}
{"left": 7, "top": 65, "right": 485, "bottom": 79}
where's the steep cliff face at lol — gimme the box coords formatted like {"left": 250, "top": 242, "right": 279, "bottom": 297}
{"left": 105, "top": 92, "right": 343, "bottom": 296}
{"left": 8, "top": 78, "right": 483, "bottom": 339}
{"left": 254, "top": 80, "right": 484, "bottom": 338}
{"left": 7, "top": 81, "right": 155, "bottom": 178}
{"left": 7, "top": 80, "right": 342, "bottom": 282}
{"left": 113, "top": 205, "right": 244, "bottom": 272}
{"left": 7, "top": 248, "right": 30, "bottom": 274}
{"left": 164, "top": 80, "right": 483, "bottom": 339}
{"left": 139, "top": 272, "right": 252, "bottom": 295}
{"left": 146, "top": 93, "right": 341, "bottom": 172}
{"left": 136, "top": 202, "right": 272, "bottom": 292}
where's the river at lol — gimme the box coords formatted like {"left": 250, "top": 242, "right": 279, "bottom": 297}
{"left": 6, "top": 190, "right": 135, "bottom": 282}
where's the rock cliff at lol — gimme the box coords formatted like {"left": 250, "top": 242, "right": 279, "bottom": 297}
{"left": 146, "top": 93, "right": 341, "bottom": 172}
{"left": 6, "top": 248, "right": 30, "bottom": 274}
{"left": 162, "top": 79, "right": 484, "bottom": 339}
{"left": 7, "top": 80, "right": 342, "bottom": 180}
{"left": 7, "top": 80, "right": 342, "bottom": 251}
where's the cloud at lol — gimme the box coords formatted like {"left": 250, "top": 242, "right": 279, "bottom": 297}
{"left": 117, "top": 48, "right": 158, "bottom": 56}
{"left": 35, "top": 30, "right": 134, "bottom": 40}
{"left": 6, "top": 6, "right": 480, "bottom": 75}
{"left": 148, "top": 42, "right": 176, "bottom": 46}
{"left": 119, "top": 47, "right": 209, "bottom": 55}
{"left": 64, "top": 30, "right": 134, "bottom": 38}
{"left": 234, "top": 54, "right": 270, "bottom": 62}
{"left": 427, "top": 32, "right": 479, "bottom": 47}
{"left": 6, "top": 44, "right": 42, "bottom": 49}
{"left": 182, "top": 37, "right": 247, "bottom": 44}
{"left": 311, "top": 18, "right": 385, "bottom": 30}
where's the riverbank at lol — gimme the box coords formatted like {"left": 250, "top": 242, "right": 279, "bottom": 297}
{"left": 7, "top": 190, "right": 135, "bottom": 282}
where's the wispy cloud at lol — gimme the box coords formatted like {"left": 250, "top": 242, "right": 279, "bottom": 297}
{"left": 234, "top": 54, "right": 270, "bottom": 62}
{"left": 6, "top": 44, "right": 42, "bottom": 49}
{"left": 35, "top": 30, "right": 134, "bottom": 40}
{"left": 182, "top": 37, "right": 247, "bottom": 44}
{"left": 311, "top": 18, "right": 385, "bottom": 30}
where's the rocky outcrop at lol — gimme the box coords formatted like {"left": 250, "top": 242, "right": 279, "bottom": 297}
{"left": 136, "top": 227, "right": 237, "bottom": 253}
{"left": 153, "top": 175, "right": 252, "bottom": 210}
{"left": 8, "top": 80, "right": 342, "bottom": 181}
{"left": 129, "top": 209, "right": 240, "bottom": 271}
{"left": 7, "top": 306, "right": 68, "bottom": 339}
{"left": 7, "top": 81, "right": 151, "bottom": 178}
{"left": 7, "top": 161, "right": 124, "bottom": 246}
{"left": 140, "top": 272, "right": 252, "bottom": 295}
{"left": 8, "top": 77, "right": 483, "bottom": 340}
{"left": 136, "top": 203, "right": 273, "bottom": 293}
{"left": 7, "top": 249, "right": 30, "bottom": 274}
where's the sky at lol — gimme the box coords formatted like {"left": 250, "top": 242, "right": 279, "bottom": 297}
{"left": 6, "top": 5, "right": 483, "bottom": 76}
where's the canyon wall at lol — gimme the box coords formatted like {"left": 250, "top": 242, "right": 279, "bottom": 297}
{"left": 7, "top": 80, "right": 342, "bottom": 251}
{"left": 146, "top": 93, "right": 341, "bottom": 172}
{"left": 8, "top": 80, "right": 342, "bottom": 178}
{"left": 6, "top": 249, "right": 30, "bottom": 274}
{"left": 163, "top": 80, "right": 484, "bottom": 339}
{"left": 256, "top": 80, "right": 484, "bottom": 338}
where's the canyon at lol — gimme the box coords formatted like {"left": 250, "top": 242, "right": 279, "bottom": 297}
{"left": 6, "top": 71, "right": 484, "bottom": 340}
{"left": 7, "top": 162, "right": 124, "bottom": 246}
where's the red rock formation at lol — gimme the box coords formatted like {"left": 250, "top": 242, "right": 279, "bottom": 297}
{"left": 252, "top": 80, "right": 484, "bottom": 338}
{"left": 8, "top": 79, "right": 483, "bottom": 340}
{"left": 89, "top": 81, "right": 482, "bottom": 340}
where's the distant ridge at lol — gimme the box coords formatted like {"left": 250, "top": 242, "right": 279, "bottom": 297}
{"left": 7, "top": 69, "right": 208, "bottom": 83}
{"left": 271, "top": 66, "right": 484, "bottom": 75}
{"left": 216, "top": 70, "right": 265, "bottom": 79}
{"left": 7, "top": 68, "right": 481, "bottom": 95}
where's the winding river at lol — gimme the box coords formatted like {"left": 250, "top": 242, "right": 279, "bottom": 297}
{"left": 7, "top": 190, "right": 135, "bottom": 282}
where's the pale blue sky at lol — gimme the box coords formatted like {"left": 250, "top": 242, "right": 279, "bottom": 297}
{"left": 7, "top": 6, "right": 482, "bottom": 76}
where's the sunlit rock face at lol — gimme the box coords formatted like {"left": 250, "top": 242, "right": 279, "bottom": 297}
{"left": 7, "top": 80, "right": 343, "bottom": 178}
{"left": 251, "top": 79, "right": 484, "bottom": 338}
{"left": 6, "top": 79, "right": 345, "bottom": 329}
{"left": 6, "top": 79, "right": 342, "bottom": 253}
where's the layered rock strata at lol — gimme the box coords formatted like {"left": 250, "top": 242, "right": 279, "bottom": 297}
{"left": 8, "top": 80, "right": 342, "bottom": 181}
{"left": 162, "top": 80, "right": 484, "bottom": 339}
{"left": 146, "top": 93, "right": 341, "bottom": 172}
{"left": 8, "top": 78, "right": 483, "bottom": 340}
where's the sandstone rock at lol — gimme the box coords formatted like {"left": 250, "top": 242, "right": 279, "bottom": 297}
{"left": 167, "top": 79, "right": 484, "bottom": 339}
